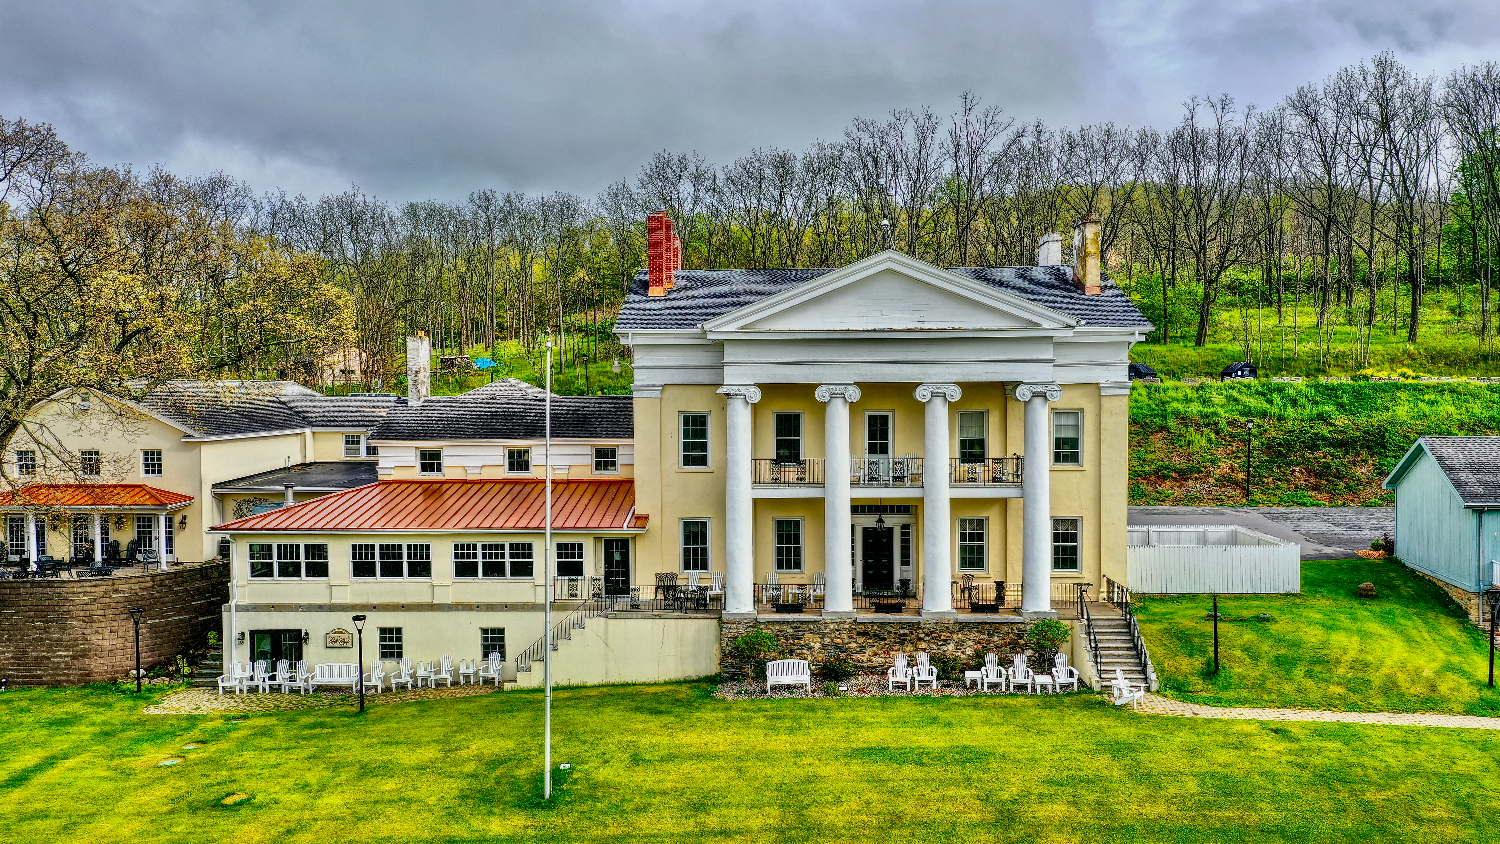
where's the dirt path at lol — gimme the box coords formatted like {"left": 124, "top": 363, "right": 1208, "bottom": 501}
{"left": 1136, "top": 693, "right": 1500, "bottom": 730}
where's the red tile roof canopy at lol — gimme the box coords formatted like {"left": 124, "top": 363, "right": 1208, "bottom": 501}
{"left": 0, "top": 484, "right": 194, "bottom": 509}
{"left": 212, "top": 479, "right": 645, "bottom": 533}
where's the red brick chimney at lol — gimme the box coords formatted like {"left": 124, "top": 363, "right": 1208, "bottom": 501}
{"left": 648, "top": 213, "right": 679, "bottom": 297}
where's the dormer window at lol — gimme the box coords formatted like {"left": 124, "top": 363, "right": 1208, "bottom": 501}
{"left": 344, "top": 434, "right": 362, "bottom": 457}
{"left": 507, "top": 448, "right": 532, "bottom": 474}
{"left": 418, "top": 449, "right": 444, "bottom": 475}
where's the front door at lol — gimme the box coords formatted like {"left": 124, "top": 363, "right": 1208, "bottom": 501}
{"left": 250, "top": 629, "right": 303, "bottom": 665}
{"left": 603, "top": 538, "right": 631, "bottom": 597}
{"left": 861, "top": 526, "right": 895, "bottom": 591}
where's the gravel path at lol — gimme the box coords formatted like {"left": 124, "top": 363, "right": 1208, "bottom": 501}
{"left": 1136, "top": 693, "right": 1500, "bottom": 730}
{"left": 144, "top": 684, "right": 499, "bottom": 714}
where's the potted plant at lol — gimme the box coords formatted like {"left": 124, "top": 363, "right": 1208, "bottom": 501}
{"left": 772, "top": 599, "right": 806, "bottom": 614}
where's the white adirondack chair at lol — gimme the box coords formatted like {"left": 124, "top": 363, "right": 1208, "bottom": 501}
{"left": 248, "top": 660, "right": 272, "bottom": 693}
{"left": 980, "top": 652, "right": 1007, "bottom": 692}
{"left": 457, "top": 658, "right": 478, "bottom": 685}
{"left": 1008, "top": 654, "right": 1035, "bottom": 694}
{"left": 912, "top": 652, "right": 938, "bottom": 690}
{"left": 269, "top": 659, "right": 290, "bottom": 690}
{"left": 279, "top": 660, "right": 312, "bottom": 694}
{"left": 217, "top": 662, "right": 248, "bottom": 695}
{"left": 1111, "top": 668, "right": 1146, "bottom": 708}
{"left": 686, "top": 571, "right": 703, "bottom": 589}
{"left": 765, "top": 658, "right": 812, "bottom": 692}
{"left": 362, "top": 661, "right": 386, "bottom": 693}
{"left": 429, "top": 655, "right": 454, "bottom": 688}
{"left": 388, "top": 658, "right": 413, "bottom": 691}
{"left": 764, "top": 571, "right": 782, "bottom": 604}
{"left": 811, "top": 572, "right": 826, "bottom": 604}
{"left": 414, "top": 660, "right": 435, "bottom": 688}
{"left": 1052, "top": 653, "right": 1080, "bottom": 693}
{"left": 887, "top": 653, "right": 912, "bottom": 691}
{"left": 477, "top": 652, "right": 504, "bottom": 686}
{"left": 707, "top": 571, "right": 725, "bottom": 601}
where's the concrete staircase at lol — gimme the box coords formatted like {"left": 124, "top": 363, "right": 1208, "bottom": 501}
{"left": 190, "top": 650, "right": 223, "bottom": 689}
{"left": 1086, "top": 612, "right": 1154, "bottom": 690}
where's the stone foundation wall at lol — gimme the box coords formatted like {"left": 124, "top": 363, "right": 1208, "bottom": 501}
{"left": 0, "top": 561, "right": 228, "bottom": 686}
{"left": 720, "top": 617, "right": 1037, "bottom": 680}
{"left": 1407, "top": 567, "right": 1485, "bottom": 626}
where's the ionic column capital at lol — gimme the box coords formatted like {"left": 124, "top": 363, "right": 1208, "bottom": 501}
{"left": 913, "top": 383, "right": 961, "bottom": 403}
{"left": 1014, "top": 383, "right": 1062, "bottom": 403}
{"left": 717, "top": 385, "right": 762, "bottom": 404}
{"left": 815, "top": 384, "right": 861, "bottom": 403}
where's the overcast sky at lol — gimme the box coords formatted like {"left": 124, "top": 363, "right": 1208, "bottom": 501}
{"left": 4, "top": 0, "right": 1500, "bottom": 203}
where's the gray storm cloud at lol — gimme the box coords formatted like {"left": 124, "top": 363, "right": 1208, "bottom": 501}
{"left": 1, "top": 0, "right": 1498, "bottom": 201}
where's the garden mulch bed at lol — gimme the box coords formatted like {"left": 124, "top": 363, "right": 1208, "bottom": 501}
{"left": 143, "top": 684, "right": 500, "bottom": 714}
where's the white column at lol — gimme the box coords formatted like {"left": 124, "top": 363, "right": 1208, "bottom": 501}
{"left": 916, "top": 384, "right": 961, "bottom": 617}
{"left": 718, "top": 385, "right": 761, "bottom": 616}
{"left": 159, "top": 513, "right": 171, "bottom": 570}
{"left": 1016, "top": 383, "right": 1062, "bottom": 617}
{"left": 92, "top": 513, "right": 103, "bottom": 563}
{"left": 816, "top": 384, "right": 860, "bottom": 616}
{"left": 24, "top": 512, "right": 36, "bottom": 569}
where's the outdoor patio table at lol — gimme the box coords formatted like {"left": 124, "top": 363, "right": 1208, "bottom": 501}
{"left": 963, "top": 670, "right": 983, "bottom": 689}
{"left": 1033, "top": 673, "right": 1056, "bottom": 693}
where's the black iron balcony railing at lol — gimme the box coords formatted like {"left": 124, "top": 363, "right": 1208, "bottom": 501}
{"left": 951, "top": 577, "right": 1087, "bottom": 618}
{"left": 752, "top": 458, "right": 825, "bottom": 486}
{"left": 949, "top": 456, "right": 1024, "bottom": 486}
{"left": 852, "top": 456, "right": 924, "bottom": 487}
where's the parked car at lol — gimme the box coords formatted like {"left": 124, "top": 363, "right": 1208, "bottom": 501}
{"left": 1128, "top": 362, "right": 1159, "bottom": 381}
{"left": 1220, "top": 361, "right": 1258, "bottom": 381}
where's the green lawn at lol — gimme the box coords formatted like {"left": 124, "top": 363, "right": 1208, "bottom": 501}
{"left": 4, "top": 681, "right": 1500, "bottom": 842}
{"left": 1135, "top": 558, "right": 1500, "bottom": 715}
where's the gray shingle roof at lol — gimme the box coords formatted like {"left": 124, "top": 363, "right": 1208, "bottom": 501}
{"left": 136, "top": 380, "right": 401, "bottom": 437}
{"left": 1416, "top": 437, "right": 1500, "bottom": 506}
{"left": 371, "top": 379, "right": 632, "bottom": 441}
{"left": 212, "top": 461, "right": 379, "bottom": 492}
{"left": 614, "top": 264, "right": 1153, "bottom": 331}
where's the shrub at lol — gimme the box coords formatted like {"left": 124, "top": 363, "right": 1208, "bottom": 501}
{"left": 1026, "top": 618, "right": 1072, "bottom": 668}
{"left": 816, "top": 656, "right": 857, "bottom": 682}
{"left": 928, "top": 653, "right": 966, "bottom": 683}
{"left": 729, "top": 629, "right": 780, "bottom": 680}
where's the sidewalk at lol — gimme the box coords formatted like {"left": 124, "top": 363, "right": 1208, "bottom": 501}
{"left": 1137, "top": 693, "right": 1500, "bottom": 730}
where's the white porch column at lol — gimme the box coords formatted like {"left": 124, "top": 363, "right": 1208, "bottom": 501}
{"left": 1016, "top": 383, "right": 1062, "bottom": 617}
{"left": 718, "top": 385, "right": 761, "bottom": 616}
{"left": 915, "top": 384, "right": 961, "bottom": 617}
{"left": 24, "top": 512, "right": 37, "bottom": 569}
{"left": 816, "top": 384, "right": 860, "bottom": 616}
{"left": 92, "top": 513, "right": 103, "bottom": 563}
{"left": 159, "top": 513, "right": 171, "bottom": 571}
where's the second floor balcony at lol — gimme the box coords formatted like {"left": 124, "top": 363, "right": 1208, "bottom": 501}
{"left": 752, "top": 456, "right": 1022, "bottom": 491}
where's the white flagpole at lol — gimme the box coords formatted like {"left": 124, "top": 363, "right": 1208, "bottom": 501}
{"left": 543, "top": 338, "right": 554, "bottom": 800}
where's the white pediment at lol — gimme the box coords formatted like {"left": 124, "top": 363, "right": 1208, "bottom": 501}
{"left": 703, "top": 251, "right": 1076, "bottom": 335}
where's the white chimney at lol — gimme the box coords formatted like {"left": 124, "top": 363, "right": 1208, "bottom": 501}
{"left": 406, "top": 333, "right": 431, "bottom": 405}
{"left": 282, "top": 483, "right": 295, "bottom": 505}
{"left": 1037, "top": 232, "right": 1063, "bottom": 266}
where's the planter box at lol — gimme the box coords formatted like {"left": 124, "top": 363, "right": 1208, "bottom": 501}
{"left": 872, "top": 602, "right": 906, "bottom": 614}
{"left": 970, "top": 602, "right": 1000, "bottom": 614}
{"left": 772, "top": 603, "right": 805, "bottom": 614}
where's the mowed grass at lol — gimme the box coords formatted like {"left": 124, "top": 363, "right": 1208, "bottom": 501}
{"left": 1136, "top": 558, "right": 1500, "bottom": 715}
{"left": 4, "top": 682, "right": 1500, "bottom": 843}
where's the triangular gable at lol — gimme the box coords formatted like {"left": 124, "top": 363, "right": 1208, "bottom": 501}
{"left": 1383, "top": 438, "right": 1470, "bottom": 507}
{"left": 703, "top": 250, "right": 1077, "bottom": 334}
{"left": 37, "top": 387, "right": 200, "bottom": 437}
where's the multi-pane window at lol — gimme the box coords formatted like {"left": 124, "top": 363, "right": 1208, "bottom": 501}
{"left": 507, "top": 448, "right": 531, "bottom": 474}
{"left": 958, "top": 518, "right": 987, "bottom": 571}
{"left": 773, "top": 412, "right": 802, "bottom": 463}
{"left": 480, "top": 628, "right": 506, "bottom": 661}
{"left": 556, "top": 542, "right": 585, "bottom": 577}
{"left": 378, "top": 627, "right": 403, "bottom": 660}
{"left": 418, "top": 449, "right": 444, "bottom": 475}
{"left": 135, "top": 515, "right": 155, "bottom": 550}
{"left": 1052, "top": 517, "right": 1081, "bottom": 571}
{"left": 141, "top": 449, "right": 163, "bottom": 477}
{"left": 71, "top": 515, "right": 90, "bottom": 560}
{"left": 1052, "top": 410, "right": 1082, "bottom": 465}
{"left": 15, "top": 450, "right": 35, "bottom": 476}
{"left": 364, "top": 440, "right": 379, "bottom": 457}
{"left": 351, "top": 542, "right": 433, "bottom": 578}
{"left": 164, "top": 515, "right": 175, "bottom": 556}
{"left": 900, "top": 523, "right": 912, "bottom": 569}
{"left": 865, "top": 413, "right": 892, "bottom": 458}
{"left": 593, "top": 446, "right": 618, "bottom": 474}
{"left": 680, "top": 519, "right": 709, "bottom": 572}
{"left": 249, "top": 542, "right": 330, "bottom": 578}
{"left": 958, "top": 411, "right": 986, "bottom": 464}
{"left": 344, "top": 434, "right": 363, "bottom": 457}
{"left": 774, "top": 519, "right": 803, "bottom": 572}
{"left": 680, "top": 413, "right": 709, "bottom": 467}
{"left": 452, "top": 542, "right": 534, "bottom": 578}
{"left": 81, "top": 450, "right": 101, "bottom": 477}
{"left": 7, "top": 515, "right": 25, "bottom": 558}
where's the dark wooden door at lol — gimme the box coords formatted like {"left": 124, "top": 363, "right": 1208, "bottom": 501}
{"left": 861, "top": 526, "right": 895, "bottom": 591}
{"left": 603, "top": 538, "right": 631, "bottom": 597}
{"left": 250, "top": 629, "right": 303, "bottom": 664}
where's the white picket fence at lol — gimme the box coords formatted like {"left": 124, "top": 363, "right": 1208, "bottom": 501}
{"left": 1126, "top": 525, "right": 1300, "bottom": 594}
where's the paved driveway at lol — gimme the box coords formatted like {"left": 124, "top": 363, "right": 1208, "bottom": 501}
{"left": 1128, "top": 506, "right": 1394, "bottom": 560}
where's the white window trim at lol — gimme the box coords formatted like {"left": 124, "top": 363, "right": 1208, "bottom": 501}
{"left": 141, "top": 449, "right": 164, "bottom": 477}
{"left": 450, "top": 540, "right": 535, "bottom": 579}
{"left": 679, "top": 518, "right": 711, "bottom": 573}
{"left": 247, "top": 541, "right": 331, "bottom": 580}
{"left": 863, "top": 411, "right": 894, "bottom": 459}
{"left": 417, "top": 448, "right": 445, "bottom": 476}
{"left": 343, "top": 434, "right": 363, "bottom": 458}
{"left": 956, "top": 410, "right": 987, "bottom": 464}
{"left": 774, "top": 517, "right": 805, "bottom": 573}
{"left": 772, "top": 411, "right": 803, "bottom": 464}
{"left": 555, "top": 541, "right": 586, "bottom": 577}
{"left": 679, "top": 411, "right": 711, "bottom": 469}
{"left": 957, "top": 516, "right": 987, "bottom": 572}
{"left": 350, "top": 542, "right": 435, "bottom": 580}
{"left": 1052, "top": 516, "right": 1082, "bottom": 572}
{"left": 593, "top": 446, "right": 620, "bottom": 475}
{"left": 1051, "top": 409, "right": 1083, "bottom": 466}
{"left": 506, "top": 447, "right": 533, "bottom": 475}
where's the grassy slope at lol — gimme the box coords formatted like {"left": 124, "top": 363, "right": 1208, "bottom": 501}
{"left": 3, "top": 683, "right": 1500, "bottom": 843}
{"left": 1135, "top": 559, "right": 1500, "bottom": 715}
{"left": 1128, "top": 380, "right": 1500, "bottom": 505}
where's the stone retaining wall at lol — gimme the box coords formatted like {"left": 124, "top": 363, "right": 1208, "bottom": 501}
{"left": 0, "top": 562, "right": 228, "bottom": 686}
{"left": 720, "top": 617, "right": 1035, "bottom": 680}
{"left": 1407, "top": 567, "right": 1485, "bottom": 626}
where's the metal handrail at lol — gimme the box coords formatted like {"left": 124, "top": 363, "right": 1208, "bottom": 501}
{"left": 949, "top": 456, "right": 1024, "bottom": 486}
{"left": 752, "top": 458, "right": 824, "bottom": 486}
{"left": 1078, "top": 583, "right": 1101, "bottom": 673}
{"left": 515, "top": 597, "right": 610, "bottom": 674}
{"left": 851, "top": 456, "right": 923, "bottom": 487}
{"left": 1103, "top": 575, "right": 1156, "bottom": 685}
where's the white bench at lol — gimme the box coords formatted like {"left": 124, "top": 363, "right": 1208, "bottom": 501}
{"left": 310, "top": 663, "right": 362, "bottom": 693}
{"left": 765, "top": 658, "right": 812, "bottom": 692}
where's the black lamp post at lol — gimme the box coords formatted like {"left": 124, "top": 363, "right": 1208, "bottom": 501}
{"left": 1486, "top": 589, "right": 1500, "bottom": 688}
{"left": 127, "top": 607, "right": 145, "bottom": 693}
{"left": 1211, "top": 595, "right": 1220, "bottom": 675}
{"left": 580, "top": 353, "right": 591, "bottom": 395}
{"left": 352, "top": 614, "right": 368, "bottom": 712}
{"left": 1244, "top": 420, "right": 1255, "bottom": 502}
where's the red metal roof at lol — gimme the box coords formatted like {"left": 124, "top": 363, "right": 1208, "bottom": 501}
{"left": 0, "top": 484, "right": 194, "bottom": 508}
{"left": 211, "top": 479, "right": 644, "bottom": 533}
